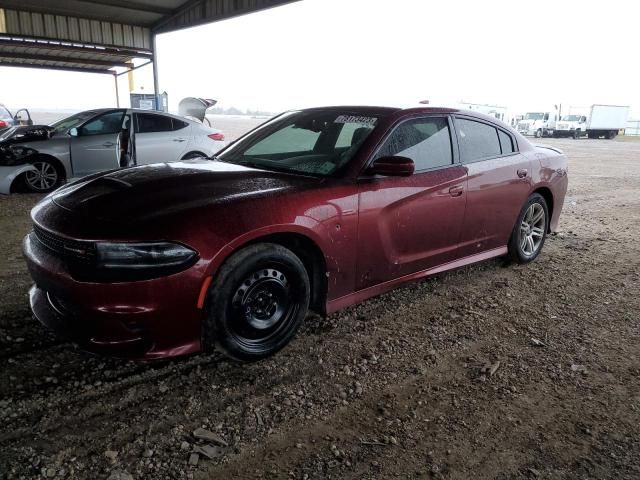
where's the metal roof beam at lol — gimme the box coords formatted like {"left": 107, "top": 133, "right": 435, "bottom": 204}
{"left": 0, "top": 61, "right": 114, "bottom": 75}
{"left": 152, "top": 0, "right": 301, "bottom": 33}
{"left": 0, "top": 1, "right": 165, "bottom": 27}
{"left": 0, "top": 51, "right": 131, "bottom": 68}
{"left": 0, "top": 37, "right": 153, "bottom": 59}
{"left": 75, "top": 0, "right": 175, "bottom": 16}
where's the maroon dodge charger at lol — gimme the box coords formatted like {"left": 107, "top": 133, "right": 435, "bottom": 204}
{"left": 23, "top": 106, "right": 568, "bottom": 361}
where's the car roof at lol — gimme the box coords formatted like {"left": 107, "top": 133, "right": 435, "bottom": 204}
{"left": 73, "top": 108, "right": 195, "bottom": 124}
{"left": 298, "top": 105, "right": 511, "bottom": 127}
{"left": 129, "top": 109, "right": 199, "bottom": 122}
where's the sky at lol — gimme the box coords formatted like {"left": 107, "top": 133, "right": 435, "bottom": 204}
{"left": 1, "top": 0, "right": 639, "bottom": 117}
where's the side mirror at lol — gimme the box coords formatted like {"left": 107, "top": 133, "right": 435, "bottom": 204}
{"left": 367, "top": 156, "right": 415, "bottom": 177}
{"left": 69, "top": 127, "right": 79, "bottom": 137}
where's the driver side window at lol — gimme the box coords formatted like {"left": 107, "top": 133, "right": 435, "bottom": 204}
{"left": 79, "top": 111, "right": 125, "bottom": 136}
{"left": 375, "top": 117, "right": 453, "bottom": 171}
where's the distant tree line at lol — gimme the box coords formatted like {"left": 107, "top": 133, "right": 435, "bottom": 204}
{"left": 209, "top": 106, "right": 274, "bottom": 116}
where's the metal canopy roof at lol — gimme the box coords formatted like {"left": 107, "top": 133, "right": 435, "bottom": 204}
{"left": 0, "top": 0, "right": 298, "bottom": 75}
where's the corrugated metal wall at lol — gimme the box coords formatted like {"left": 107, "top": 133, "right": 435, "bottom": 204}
{"left": 0, "top": 9, "right": 151, "bottom": 50}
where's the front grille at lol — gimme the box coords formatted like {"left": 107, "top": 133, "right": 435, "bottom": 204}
{"left": 33, "top": 224, "right": 97, "bottom": 264}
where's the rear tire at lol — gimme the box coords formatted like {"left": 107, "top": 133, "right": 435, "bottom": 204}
{"left": 203, "top": 243, "right": 310, "bottom": 362}
{"left": 507, "top": 193, "right": 549, "bottom": 264}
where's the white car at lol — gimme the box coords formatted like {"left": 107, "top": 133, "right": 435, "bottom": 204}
{"left": 0, "top": 108, "right": 226, "bottom": 193}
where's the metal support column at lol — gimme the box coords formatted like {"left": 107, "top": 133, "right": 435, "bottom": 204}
{"left": 114, "top": 73, "right": 120, "bottom": 107}
{"left": 151, "top": 33, "right": 160, "bottom": 111}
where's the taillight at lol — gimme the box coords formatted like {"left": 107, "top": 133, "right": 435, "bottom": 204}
{"left": 208, "top": 132, "right": 225, "bottom": 141}
{"left": 0, "top": 120, "right": 8, "bottom": 129}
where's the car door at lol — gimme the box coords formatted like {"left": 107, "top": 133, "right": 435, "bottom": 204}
{"left": 70, "top": 110, "right": 125, "bottom": 177}
{"left": 134, "top": 113, "right": 190, "bottom": 165}
{"left": 356, "top": 115, "right": 468, "bottom": 290}
{"left": 453, "top": 116, "right": 533, "bottom": 258}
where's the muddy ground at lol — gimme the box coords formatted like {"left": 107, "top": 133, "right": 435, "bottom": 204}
{"left": 0, "top": 136, "right": 639, "bottom": 480}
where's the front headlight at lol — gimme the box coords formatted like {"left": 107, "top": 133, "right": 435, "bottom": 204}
{"left": 94, "top": 242, "right": 198, "bottom": 280}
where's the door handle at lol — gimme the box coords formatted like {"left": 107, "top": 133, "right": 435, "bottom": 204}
{"left": 517, "top": 169, "right": 528, "bottom": 178}
{"left": 449, "top": 185, "right": 464, "bottom": 197}
{"left": 102, "top": 142, "right": 115, "bottom": 147}
{"left": 173, "top": 138, "right": 186, "bottom": 142}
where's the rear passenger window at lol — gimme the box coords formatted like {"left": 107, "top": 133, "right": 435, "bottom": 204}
{"left": 498, "top": 130, "right": 514, "bottom": 154}
{"left": 456, "top": 118, "right": 501, "bottom": 162}
{"left": 172, "top": 119, "right": 189, "bottom": 131}
{"left": 137, "top": 114, "right": 174, "bottom": 133}
{"left": 375, "top": 117, "right": 452, "bottom": 171}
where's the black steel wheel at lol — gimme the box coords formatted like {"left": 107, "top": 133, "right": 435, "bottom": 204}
{"left": 204, "top": 243, "right": 310, "bottom": 362}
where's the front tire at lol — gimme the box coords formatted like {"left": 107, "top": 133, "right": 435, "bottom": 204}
{"left": 204, "top": 243, "right": 310, "bottom": 362}
{"left": 24, "top": 159, "right": 63, "bottom": 193}
{"left": 508, "top": 193, "right": 549, "bottom": 264}
{"left": 534, "top": 129, "right": 542, "bottom": 138}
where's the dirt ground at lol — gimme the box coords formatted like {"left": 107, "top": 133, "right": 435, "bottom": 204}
{"left": 0, "top": 136, "right": 639, "bottom": 480}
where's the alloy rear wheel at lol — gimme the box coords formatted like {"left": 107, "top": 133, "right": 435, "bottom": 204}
{"left": 508, "top": 193, "right": 549, "bottom": 264}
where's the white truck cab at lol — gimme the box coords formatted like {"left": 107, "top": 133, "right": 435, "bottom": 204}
{"left": 555, "top": 114, "right": 588, "bottom": 138}
{"left": 516, "top": 111, "right": 558, "bottom": 138}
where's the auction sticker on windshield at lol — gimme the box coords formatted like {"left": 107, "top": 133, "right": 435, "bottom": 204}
{"left": 334, "top": 115, "right": 378, "bottom": 126}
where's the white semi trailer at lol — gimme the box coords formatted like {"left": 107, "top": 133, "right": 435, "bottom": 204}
{"left": 555, "top": 105, "right": 630, "bottom": 139}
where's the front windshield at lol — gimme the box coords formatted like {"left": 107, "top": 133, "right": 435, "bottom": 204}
{"left": 0, "top": 106, "right": 12, "bottom": 121}
{"left": 50, "top": 111, "right": 98, "bottom": 134}
{"left": 562, "top": 115, "right": 582, "bottom": 121}
{"left": 0, "top": 126, "right": 17, "bottom": 140}
{"left": 217, "top": 110, "right": 380, "bottom": 176}
{"left": 524, "top": 112, "right": 544, "bottom": 120}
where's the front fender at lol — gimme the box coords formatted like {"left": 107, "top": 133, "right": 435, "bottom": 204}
{"left": 205, "top": 222, "right": 330, "bottom": 277}
{"left": 0, "top": 164, "right": 37, "bottom": 194}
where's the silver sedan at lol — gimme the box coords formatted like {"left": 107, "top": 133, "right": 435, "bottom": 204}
{"left": 1, "top": 108, "right": 226, "bottom": 193}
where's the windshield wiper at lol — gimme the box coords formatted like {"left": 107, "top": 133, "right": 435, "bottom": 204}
{"left": 234, "top": 159, "right": 299, "bottom": 175}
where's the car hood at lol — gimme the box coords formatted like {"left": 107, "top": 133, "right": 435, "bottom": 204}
{"left": 50, "top": 159, "right": 322, "bottom": 222}
{"left": 0, "top": 125, "right": 53, "bottom": 145}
